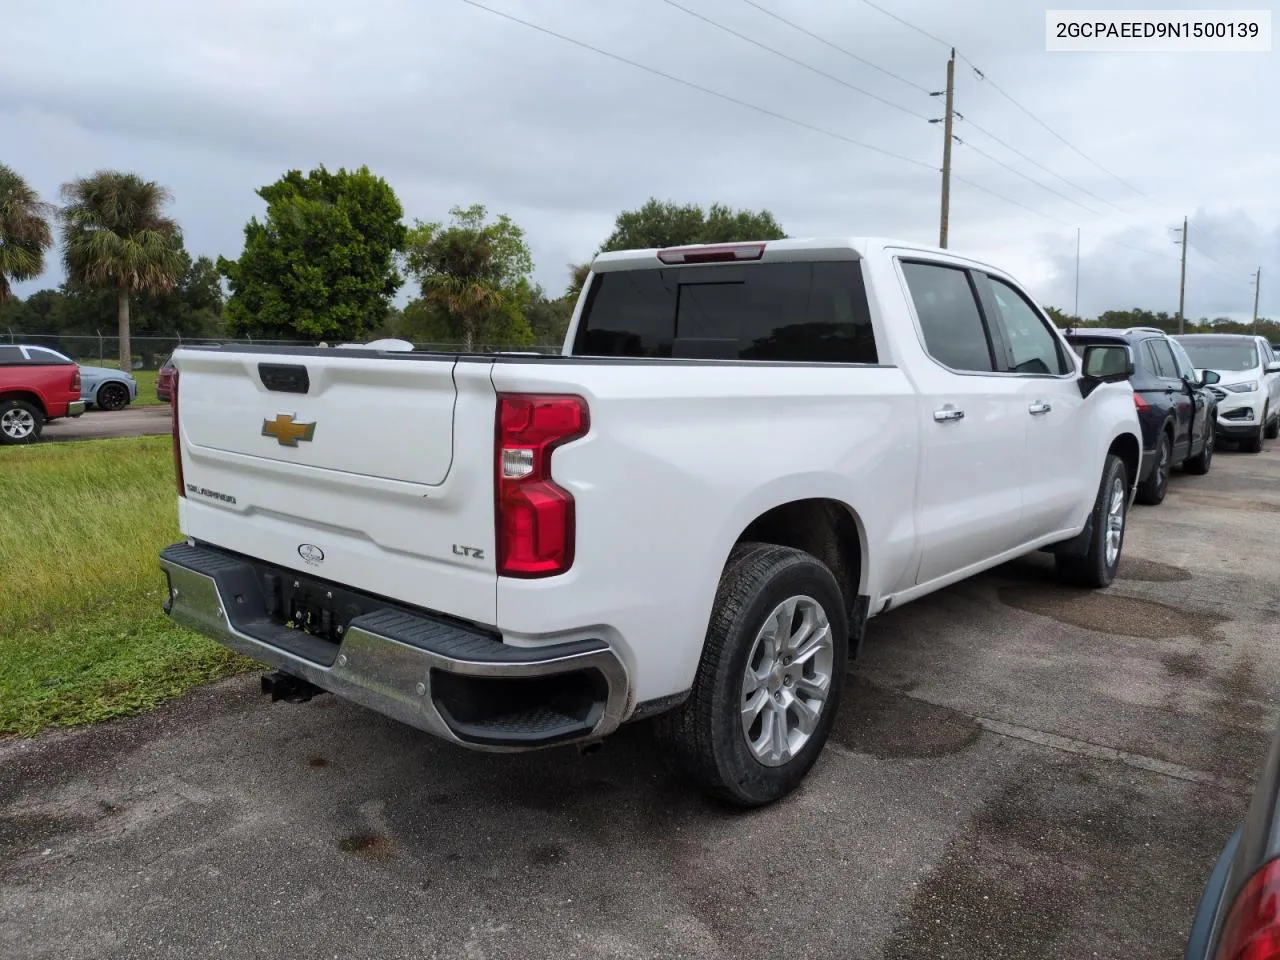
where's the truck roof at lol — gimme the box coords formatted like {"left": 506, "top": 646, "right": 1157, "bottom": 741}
{"left": 590, "top": 237, "right": 1009, "bottom": 274}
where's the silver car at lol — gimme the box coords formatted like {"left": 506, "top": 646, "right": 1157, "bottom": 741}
{"left": 17, "top": 346, "right": 138, "bottom": 411}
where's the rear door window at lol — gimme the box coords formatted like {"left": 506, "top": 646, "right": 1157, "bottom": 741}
{"left": 573, "top": 261, "right": 878, "bottom": 363}
{"left": 900, "top": 262, "right": 996, "bottom": 373}
{"left": 1147, "top": 339, "right": 1180, "bottom": 380}
{"left": 0, "top": 346, "right": 24, "bottom": 363}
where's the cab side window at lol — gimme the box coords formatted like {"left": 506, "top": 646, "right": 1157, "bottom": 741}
{"left": 900, "top": 262, "right": 996, "bottom": 373}
{"left": 984, "top": 277, "right": 1070, "bottom": 375}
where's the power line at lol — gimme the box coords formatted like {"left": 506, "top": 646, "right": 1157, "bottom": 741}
{"left": 456, "top": 0, "right": 938, "bottom": 171}
{"left": 1186, "top": 238, "right": 1238, "bottom": 274}
{"left": 737, "top": 0, "right": 931, "bottom": 95}
{"left": 965, "top": 71, "right": 1161, "bottom": 207}
{"left": 851, "top": 0, "right": 1161, "bottom": 208}
{"left": 850, "top": 0, "right": 951, "bottom": 48}
{"left": 458, "top": 0, "right": 1205, "bottom": 278}
{"left": 950, "top": 172, "right": 1073, "bottom": 228}
{"left": 960, "top": 116, "right": 1128, "bottom": 216}
{"left": 658, "top": 0, "right": 932, "bottom": 122}
{"left": 955, "top": 136, "right": 1105, "bottom": 219}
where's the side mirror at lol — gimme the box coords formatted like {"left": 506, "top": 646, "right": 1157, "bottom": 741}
{"left": 1078, "top": 343, "right": 1134, "bottom": 398}
{"left": 1265, "top": 362, "right": 1280, "bottom": 374}
{"left": 1197, "top": 369, "right": 1221, "bottom": 386}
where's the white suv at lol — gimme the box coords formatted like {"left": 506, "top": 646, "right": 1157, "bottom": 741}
{"left": 1175, "top": 333, "right": 1280, "bottom": 453}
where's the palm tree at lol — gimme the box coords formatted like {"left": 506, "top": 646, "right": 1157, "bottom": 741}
{"left": 415, "top": 229, "right": 506, "bottom": 352}
{"left": 60, "top": 171, "right": 185, "bottom": 372}
{"left": 0, "top": 164, "right": 54, "bottom": 302}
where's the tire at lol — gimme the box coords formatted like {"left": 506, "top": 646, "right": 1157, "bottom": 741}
{"left": 1266, "top": 409, "right": 1279, "bottom": 440}
{"left": 0, "top": 399, "right": 44, "bottom": 445}
{"left": 1241, "top": 407, "right": 1266, "bottom": 453}
{"left": 96, "top": 382, "right": 130, "bottom": 411}
{"left": 1056, "top": 454, "right": 1128, "bottom": 589}
{"left": 1134, "top": 432, "right": 1171, "bottom": 505}
{"left": 1184, "top": 425, "right": 1214, "bottom": 475}
{"left": 655, "top": 543, "right": 849, "bottom": 807}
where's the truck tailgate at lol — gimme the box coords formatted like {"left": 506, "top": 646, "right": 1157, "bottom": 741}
{"left": 173, "top": 349, "right": 499, "bottom": 626}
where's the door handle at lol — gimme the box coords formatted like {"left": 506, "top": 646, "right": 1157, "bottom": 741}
{"left": 1028, "top": 402, "right": 1052, "bottom": 415}
{"left": 933, "top": 407, "right": 965, "bottom": 423}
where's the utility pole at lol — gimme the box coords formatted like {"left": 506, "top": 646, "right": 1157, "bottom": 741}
{"left": 930, "top": 49, "right": 956, "bottom": 248}
{"left": 1074, "top": 227, "right": 1081, "bottom": 317}
{"left": 1252, "top": 268, "right": 1262, "bottom": 331}
{"left": 1173, "top": 215, "right": 1188, "bottom": 334}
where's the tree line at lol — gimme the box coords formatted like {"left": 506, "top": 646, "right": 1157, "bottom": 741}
{"left": 1044, "top": 305, "right": 1279, "bottom": 338}
{"left": 0, "top": 161, "right": 786, "bottom": 371}
{"left": 2, "top": 159, "right": 1269, "bottom": 374}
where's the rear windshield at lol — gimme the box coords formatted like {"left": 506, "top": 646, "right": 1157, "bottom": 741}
{"left": 572, "top": 260, "right": 878, "bottom": 363}
{"left": 1177, "top": 340, "right": 1258, "bottom": 372}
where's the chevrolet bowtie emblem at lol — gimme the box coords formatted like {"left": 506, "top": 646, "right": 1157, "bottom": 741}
{"left": 261, "top": 413, "right": 316, "bottom": 447}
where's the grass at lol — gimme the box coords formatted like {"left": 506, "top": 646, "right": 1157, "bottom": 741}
{"left": 0, "top": 437, "right": 254, "bottom": 736}
{"left": 129, "top": 369, "right": 162, "bottom": 407}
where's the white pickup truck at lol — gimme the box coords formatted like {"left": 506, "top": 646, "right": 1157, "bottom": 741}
{"left": 160, "top": 238, "right": 1141, "bottom": 806}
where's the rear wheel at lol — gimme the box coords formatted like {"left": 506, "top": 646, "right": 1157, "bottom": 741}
{"left": 1056, "top": 454, "right": 1128, "bottom": 588}
{"left": 656, "top": 543, "right": 848, "bottom": 807}
{"left": 1135, "top": 432, "right": 1170, "bottom": 505}
{"left": 96, "top": 382, "right": 130, "bottom": 411}
{"left": 0, "top": 399, "right": 44, "bottom": 445}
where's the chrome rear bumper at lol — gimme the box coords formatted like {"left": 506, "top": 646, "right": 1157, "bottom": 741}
{"left": 159, "top": 543, "right": 630, "bottom": 751}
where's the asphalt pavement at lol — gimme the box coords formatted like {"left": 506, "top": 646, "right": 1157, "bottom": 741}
{"left": 43, "top": 405, "right": 170, "bottom": 442}
{"left": 3, "top": 445, "right": 1278, "bottom": 959}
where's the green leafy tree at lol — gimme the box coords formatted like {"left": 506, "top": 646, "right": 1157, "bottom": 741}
{"left": 404, "top": 204, "right": 536, "bottom": 350}
{"left": 564, "top": 261, "right": 592, "bottom": 300}
{"left": 525, "top": 284, "right": 574, "bottom": 346}
{"left": 218, "top": 165, "right": 406, "bottom": 342}
{"left": 59, "top": 171, "right": 186, "bottom": 371}
{"left": 598, "top": 198, "right": 786, "bottom": 254}
{"left": 0, "top": 164, "right": 54, "bottom": 302}
{"left": 1044, "top": 305, "right": 1081, "bottom": 328}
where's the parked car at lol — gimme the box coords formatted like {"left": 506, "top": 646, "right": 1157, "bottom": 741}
{"left": 11, "top": 345, "right": 137, "bottom": 411}
{"left": 156, "top": 357, "right": 176, "bottom": 402}
{"left": 1065, "top": 327, "right": 1217, "bottom": 505}
{"left": 158, "top": 237, "right": 1142, "bottom": 806}
{"left": 0, "top": 344, "right": 85, "bottom": 444}
{"left": 1175, "top": 334, "right": 1280, "bottom": 453}
{"left": 1183, "top": 720, "right": 1280, "bottom": 959}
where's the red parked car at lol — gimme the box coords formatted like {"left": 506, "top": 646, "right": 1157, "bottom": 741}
{"left": 0, "top": 344, "right": 85, "bottom": 444}
{"left": 156, "top": 357, "right": 176, "bottom": 403}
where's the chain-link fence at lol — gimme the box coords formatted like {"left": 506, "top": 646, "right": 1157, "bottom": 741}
{"left": 6, "top": 333, "right": 561, "bottom": 370}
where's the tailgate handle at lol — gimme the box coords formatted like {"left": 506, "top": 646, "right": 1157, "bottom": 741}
{"left": 258, "top": 363, "right": 310, "bottom": 394}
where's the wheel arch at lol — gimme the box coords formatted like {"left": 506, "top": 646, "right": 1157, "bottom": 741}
{"left": 731, "top": 497, "right": 867, "bottom": 622}
{"left": 96, "top": 378, "right": 132, "bottom": 400}
{"left": 1108, "top": 430, "right": 1141, "bottom": 491}
{"left": 0, "top": 390, "right": 47, "bottom": 416}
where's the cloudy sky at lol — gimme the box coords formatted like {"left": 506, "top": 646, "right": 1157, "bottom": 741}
{"left": 3, "top": 0, "right": 1276, "bottom": 321}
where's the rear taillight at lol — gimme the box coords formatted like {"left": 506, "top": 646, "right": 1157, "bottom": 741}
{"left": 1134, "top": 393, "right": 1149, "bottom": 411}
{"left": 172, "top": 370, "right": 184, "bottom": 497}
{"left": 495, "top": 394, "right": 589, "bottom": 578}
{"left": 656, "top": 242, "right": 766, "bottom": 264}
{"left": 1216, "top": 857, "right": 1280, "bottom": 960}
{"left": 70, "top": 368, "right": 80, "bottom": 393}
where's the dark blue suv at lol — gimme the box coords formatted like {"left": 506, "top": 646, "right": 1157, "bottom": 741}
{"left": 1065, "top": 327, "right": 1218, "bottom": 505}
